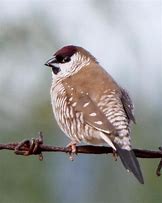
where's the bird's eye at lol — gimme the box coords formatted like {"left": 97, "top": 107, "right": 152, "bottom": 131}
{"left": 56, "top": 55, "right": 71, "bottom": 63}
{"left": 62, "top": 56, "right": 71, "bottom": 63}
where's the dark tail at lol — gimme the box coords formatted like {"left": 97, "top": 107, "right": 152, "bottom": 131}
{"left": 114, "top": 144, "right": 144, "bottom": 184}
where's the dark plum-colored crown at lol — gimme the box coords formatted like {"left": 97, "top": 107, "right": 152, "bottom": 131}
{"left": 53, "top": 45, "right": 98, "bottom": 64}
{"left": 54, "top": 45, "right": 77, "bottom": 59}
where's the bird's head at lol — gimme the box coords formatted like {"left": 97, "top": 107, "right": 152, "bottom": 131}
{"left": 45, "top": 45, "right": 97, "bottom": 78}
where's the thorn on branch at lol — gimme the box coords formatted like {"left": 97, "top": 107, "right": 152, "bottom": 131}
{"left": 156, "top": 147, "right": 162, "bottom": 176}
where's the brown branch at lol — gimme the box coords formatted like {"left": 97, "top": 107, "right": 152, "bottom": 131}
{"left": 0, "top": 132, "right": 162, "bottom": 176}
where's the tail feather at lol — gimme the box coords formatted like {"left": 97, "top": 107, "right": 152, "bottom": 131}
{"left": 114, "top": 144, "right": 144, "bottom": 184}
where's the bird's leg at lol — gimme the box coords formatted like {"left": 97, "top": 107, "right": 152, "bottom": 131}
{"left": 66, "top": 141, "right": 77, "bottom": 161}
{"left": 112, "top": 149, "right": 118, "bottom": 161}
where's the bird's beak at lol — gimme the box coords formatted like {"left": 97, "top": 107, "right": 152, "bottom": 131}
{"left": 44, "top": 57, "right": 57, "bottom": 68}
{"left": 44, "top": 57, "right": 61, "bottom": 75}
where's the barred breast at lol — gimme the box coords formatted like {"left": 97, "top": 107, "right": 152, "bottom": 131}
{"left": 51, "top": 81, "right": 79, "bottom": 142}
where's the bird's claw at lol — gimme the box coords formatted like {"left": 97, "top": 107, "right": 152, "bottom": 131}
{"left": 66, "top": 142, "right": 77, "bottom": 161}
{"left": 14, "top": 132, "right": 43, "bottom": 161}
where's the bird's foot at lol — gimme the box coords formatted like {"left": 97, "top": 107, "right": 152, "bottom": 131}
{"left": 14, "top": 132, "right": 43, "bottom": 160}
{"left": 66, "top": 141, "right": 77, "bottom": 161}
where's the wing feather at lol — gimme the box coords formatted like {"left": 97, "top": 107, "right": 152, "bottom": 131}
{"left": 120, "top": 88, "right": 136, "bottom": 123}
{"left": 75, "top": 95, "right": 117, "bottom": 136}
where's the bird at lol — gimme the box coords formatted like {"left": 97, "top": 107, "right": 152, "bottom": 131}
{"left": 45, "top": 45, "right": 144, "bottom": 184}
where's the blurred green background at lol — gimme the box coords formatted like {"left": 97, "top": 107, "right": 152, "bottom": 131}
{"left": 0, "top": 0, "right": 162, "bottom": 202}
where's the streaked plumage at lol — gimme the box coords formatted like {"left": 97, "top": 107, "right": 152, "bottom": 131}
{"left": 45, "top": 45, "right": 144, "bottom": 184}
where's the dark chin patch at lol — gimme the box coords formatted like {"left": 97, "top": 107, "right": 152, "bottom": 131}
{"left": 52, "top": 67, "right": 61, "bottom": 75}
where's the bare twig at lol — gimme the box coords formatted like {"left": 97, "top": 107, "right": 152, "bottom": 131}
{"left": 0, "top": 132, "right": 162, "bottom": 176}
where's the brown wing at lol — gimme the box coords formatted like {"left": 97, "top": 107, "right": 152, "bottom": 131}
{"left": 75, "top": 95, "right": 117, "bottom": 136}
{"left": 120, "top": 88, "right": 136, "bottom": 124}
